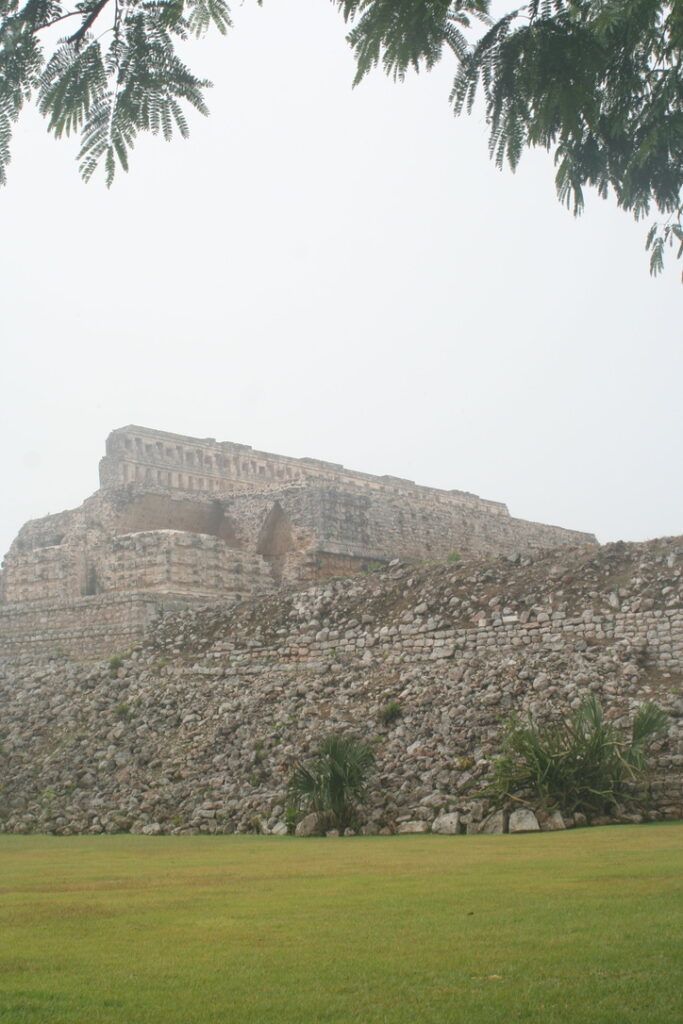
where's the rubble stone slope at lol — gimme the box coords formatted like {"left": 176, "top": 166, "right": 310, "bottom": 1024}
{"left": 0, "top": 537, "right": 681, "bottom": 836}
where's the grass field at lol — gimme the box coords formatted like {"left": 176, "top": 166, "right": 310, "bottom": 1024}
{"left": 0, "top": 825, "right": 681, "bottom": 1023}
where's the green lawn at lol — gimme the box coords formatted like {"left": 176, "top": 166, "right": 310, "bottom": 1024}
{"left": 0, "top": 825, "right": 681, "bottom": 1023}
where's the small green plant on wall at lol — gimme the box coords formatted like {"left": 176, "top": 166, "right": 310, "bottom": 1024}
{"left": 379, "top": 701, "right": 402, "bottom": 727}
{"left": 109, "top": 654, "right": 124, "bottom": 675}
{"left": 363, "top": 561, "right": 384, "bottom": 573}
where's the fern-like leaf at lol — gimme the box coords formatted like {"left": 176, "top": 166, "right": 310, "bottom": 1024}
{"left": 38, "top": 38, "right": 106, "bottom": 137}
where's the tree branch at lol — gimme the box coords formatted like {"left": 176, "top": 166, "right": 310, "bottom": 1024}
{"left": 35, "top": 10, "right": 82, "bottom": 31}
{"left": 67, "top": 0, "right": 112, "bottom": 49}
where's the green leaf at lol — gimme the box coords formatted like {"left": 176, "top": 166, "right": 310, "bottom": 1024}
{"left": 38, "top": 40, "right": 107, "bottom": 138}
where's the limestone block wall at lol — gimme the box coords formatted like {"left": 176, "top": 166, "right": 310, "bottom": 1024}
{"left": 1, "top": 539, "right": 680, "bottom": 835}
{"left": 113, "top": 493, "right": 243, "bottom": 546}
{"left": 0, "top": 592, "right": 205, "bottom": 661}
{"left": 0, "top": 529, "right": 276, "bottom": 660}
{"left": 296, "top": 486, "right": 593, "bottom": 562}
{"left": 304, "top": 606, "right": 683, "bottom": 671}
{"left": 230, "top": 483, "right": 593, "bottom": 568}
{"left": 0, "top": 545, "right": 76, "bottom": 604}
{"left": 4, "top": 508, "right": 75, "bottom": 555}
{"left": 101, "top": 531, "right": 274, "bottom": 599}
{"left": 0, "top": 424, "right": 598, "bottom": 662}
{"left": 225, "top": 489, "right": 315, "bottom": 559}
{"left": 3, "top": 427, "right": 597, "bottom": 602}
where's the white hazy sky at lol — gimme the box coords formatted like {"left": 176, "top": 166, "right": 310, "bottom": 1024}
{"left": 1, "top": 0, "right": 681, "bottom": 561}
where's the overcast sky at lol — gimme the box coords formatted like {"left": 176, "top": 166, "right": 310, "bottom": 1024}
{"left": 1, "top": 0, "right": 681, "bottom": 562}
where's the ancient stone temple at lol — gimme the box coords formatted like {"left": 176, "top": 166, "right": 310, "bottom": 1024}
{"left": 0, "top": 425, "right": 595, "bottom": 658}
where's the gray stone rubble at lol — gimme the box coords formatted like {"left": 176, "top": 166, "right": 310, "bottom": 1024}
{"left": 0, "top": 538, "right": 681, "bottom": 836}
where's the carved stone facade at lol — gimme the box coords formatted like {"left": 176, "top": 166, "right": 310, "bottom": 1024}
{"left": 0, "top": 425, "right": 596, "bottom": 658}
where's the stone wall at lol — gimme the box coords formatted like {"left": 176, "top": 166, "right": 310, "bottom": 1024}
{"left": 1, "top": 544, "right": 77, "bottom": 604}
{"left": 98, "top": 425, "right": 501, "bottom": 508}
{"left": 0, "top": 592, "right": 195, "bottom": 661}
{"left": 0, "top": 538, "right": 680, "bottom": 836}
{"left": 0, "top": 530, "right": 274, "bottom": 660}
{"left": 289, "top": 485, "right": 594, "bottom": 563}
{"left": 114, "top": 493, "right": 242, "bottom": 544}
{"left": 1, "top": 425, "right": 596, "bottom": 660}
{"left": 97, "top": 426, "right": 594, "bottom": 564}
{"left": 100, "top": 531, "right": 274, "bottom": 599}
{"left": 227, "top": 605, "right": 683, "bottom": 673}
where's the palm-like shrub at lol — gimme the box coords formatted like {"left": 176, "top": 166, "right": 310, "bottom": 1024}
{"left": 288, "top": 733, "right": 376, "bottom": 832}
{"left": 488, "top": 697, "right": 669, "bottom": 818}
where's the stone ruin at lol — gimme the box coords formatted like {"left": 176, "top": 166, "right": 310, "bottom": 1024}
{"left": 0, "top": 425, "right": 595, "bottom": 659}
{"left": 2, "top": 537, "right": 681, "bottom": 835}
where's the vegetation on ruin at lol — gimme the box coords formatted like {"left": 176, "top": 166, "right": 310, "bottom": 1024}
{"left": 287, "top": 732, "right": 376, "bottom": 832}
{"left": 108, "top": 653, "right": 124, "bottom": 675}
{"left": 487, "top": 696, "right": 670, "bottom": 817}
{"left": 379, "top": 699, "right": 403, "bottom": 726}
{"left": 0, "top": 827, "right": 681, "bottom": 1023}
{"left": 1, "top": 1, "right": 681, "bottom": 271}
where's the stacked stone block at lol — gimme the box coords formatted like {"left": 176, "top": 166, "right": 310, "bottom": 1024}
{"left": 0, "top": 424, "right": 596, "bottom": 659}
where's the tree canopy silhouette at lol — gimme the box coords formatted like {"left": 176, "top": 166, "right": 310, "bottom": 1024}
{"left": 1, "top": 0, "right": 681, "bottom": 272}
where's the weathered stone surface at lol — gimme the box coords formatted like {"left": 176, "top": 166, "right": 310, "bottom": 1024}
{"left": 479, "top": 811, "right": 506, "bottom": 834}
{"left": 468, "top": 801, "right": 485, "bottom": 822}
{"left": 539, "top": 810, "right": 566, "bottom": 832}
{"left": 397, "top": 821, "right": 430, "bottom": 834}
{"left": 270, "top": 822, "right": 288, "bottom": 836}
{"left": 0, "top": 533, "right": 680, "bottom": 838}
{"left": 141, "top": 823, "right": 162, "bottom": 836}
{"left": 295, "top": 814, "right": 320, "bottom": 838}
{"left": 509, "top": 810, "right": 541, "bottom": 833}
{"left": 0, "top": 425, "right": 595, "bottom": 660}
{"left": 432, "top": 813, "right": 461, "bottom": 835}
{"left": 618, "top": 812, "right": 644, "bottom": 825}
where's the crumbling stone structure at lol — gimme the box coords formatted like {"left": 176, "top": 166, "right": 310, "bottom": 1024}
{"left": 0, "top": 425, "right": 595, "bottom": 658}
{"left": 1, "top": 538, "right": 681, "bottom": 835}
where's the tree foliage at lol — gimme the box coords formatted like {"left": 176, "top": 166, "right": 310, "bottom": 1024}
{"left": 0, "top": 0, "right": 228, "bottom": 186}
{"left": 1, "top": 0, "right": 682, "bottom": 271}
{"left": 287, "top": 732, "right": 376, "bottom": 832}
{"left": 487, "top": 695, "right": 669, "bottom": 817}
{"left": 341, "top": 0, "right": 683, "bottom": 274}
